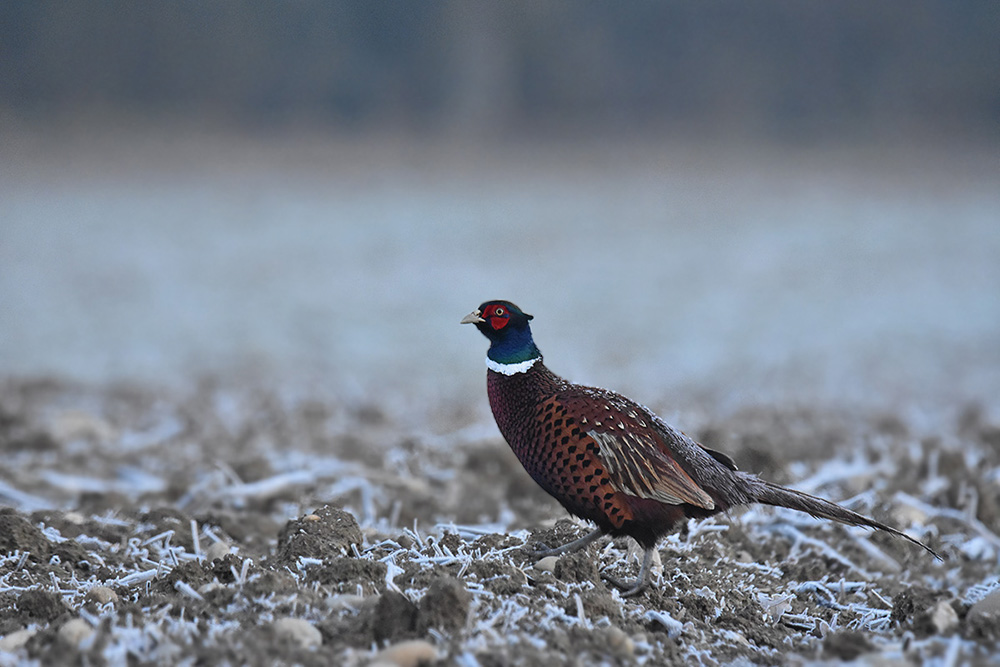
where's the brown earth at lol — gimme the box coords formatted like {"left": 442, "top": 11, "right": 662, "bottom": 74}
{"left": 0, "top": 377, "right": 998, "bottom": 664}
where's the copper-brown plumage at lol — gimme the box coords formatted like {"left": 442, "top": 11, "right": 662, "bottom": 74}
{"left": 463, "top": 300, "right": 938, "bottom": 595}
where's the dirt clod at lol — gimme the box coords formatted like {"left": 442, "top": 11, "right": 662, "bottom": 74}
{"left": 25, "top": 590, "right": 67, "bottom": 624}
{"left": 275, "top": 506, "right": 363, "bottom": 567}
{"left": 314, "top": 556, "right": 387, "bottom": 590}
{"left": 417, "top": 577, "right": 470, "bottom": 634}
{"left": 554, "top": 550, "right": 599, "bottom": 584}
{"left": 0, "top": 510, "right": 50, "bottom": 560}
{"left": 372, "top": 591, "right": 419, "bottom": 643}
{"left": 467, "top": 560, "right": 527, "bottom": 595}
{"left": 822, "top": 630, "right": 874, "bottom": 660}
{"left": 890, "top": 585, "right": 945, "bottom": 636}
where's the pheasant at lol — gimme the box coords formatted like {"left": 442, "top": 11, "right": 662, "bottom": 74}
{"left": 462, "top": 300, "right": 937, "bottom": 596}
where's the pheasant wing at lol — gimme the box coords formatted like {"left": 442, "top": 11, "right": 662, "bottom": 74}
{"left": 588, "top": 427, "right": 716, "bottom": 510}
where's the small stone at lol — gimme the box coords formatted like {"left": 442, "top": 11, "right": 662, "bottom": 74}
{"left": 325, "top": 593, "right": 366, "bottom": 611}
{"left": 59, "top": 618, "right": 94, "bottom": 646}
{"left": 272, "top": 617, "right": 322, "bottom": 649}
{"left": 534, "top": 556, "right": 558, "bottom": 572}
{"left": 303, "top": 514, "right": 321, "bottom": 522}
{"left": 929, "top": 600, "right": 959, "bottom": 634}
{"left": 891, "top": 500, "right": 928, "bottom": 528}
{"left": 0, "top": 628, "right": 35, "bottom": 652}
{"left": 603, "top": 626, "right": 634, "bottom": 657}
{"left": 205, "top": 541, "right": 232, "bottom": 562}
{"left": 50, "top": 410, "right": 116, "bottom": 443}
{"left": 371, "top": 639, "right": 438, "bottom": 667}
{"left": 86, "top": 586, "right": 119, "bottom": 605}
{"left": 63, "top": 511, "right": 87, "bottom": 525}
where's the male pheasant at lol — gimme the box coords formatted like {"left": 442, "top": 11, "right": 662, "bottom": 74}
{"left": 462, "top": 300, "right": 937, "bottom": 596}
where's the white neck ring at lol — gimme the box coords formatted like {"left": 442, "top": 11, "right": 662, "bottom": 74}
{"left": 486, "top": 356, "right": 539, "bottom": 376}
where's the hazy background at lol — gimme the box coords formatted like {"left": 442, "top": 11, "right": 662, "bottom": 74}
{"left": 2, "top": 1, "right": 998, "bottom": 415}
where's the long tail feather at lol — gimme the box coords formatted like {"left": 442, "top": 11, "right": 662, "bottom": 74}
{"left": 751, "top": 478, "right": 941, "bottom": 560}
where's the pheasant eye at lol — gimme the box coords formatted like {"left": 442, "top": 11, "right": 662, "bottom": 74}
{"left": 494, "top": 307, "right": 505, "bottom": 316}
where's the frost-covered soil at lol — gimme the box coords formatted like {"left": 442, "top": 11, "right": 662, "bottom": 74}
{"left": 1, "top": 377, "right": 999, "bottom": 665}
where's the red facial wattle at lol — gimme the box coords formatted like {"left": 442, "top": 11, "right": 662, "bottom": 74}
{"left": 481, "top": 304, "right": 510, "bottom": 330}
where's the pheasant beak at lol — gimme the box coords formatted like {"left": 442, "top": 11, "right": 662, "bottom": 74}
{"left": 461, "top": 310, "right": 485, "bottom": 325}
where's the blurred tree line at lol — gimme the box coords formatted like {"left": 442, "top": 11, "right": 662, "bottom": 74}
{"left": 1, "top": 0, "right": 997, "bottom": 138}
